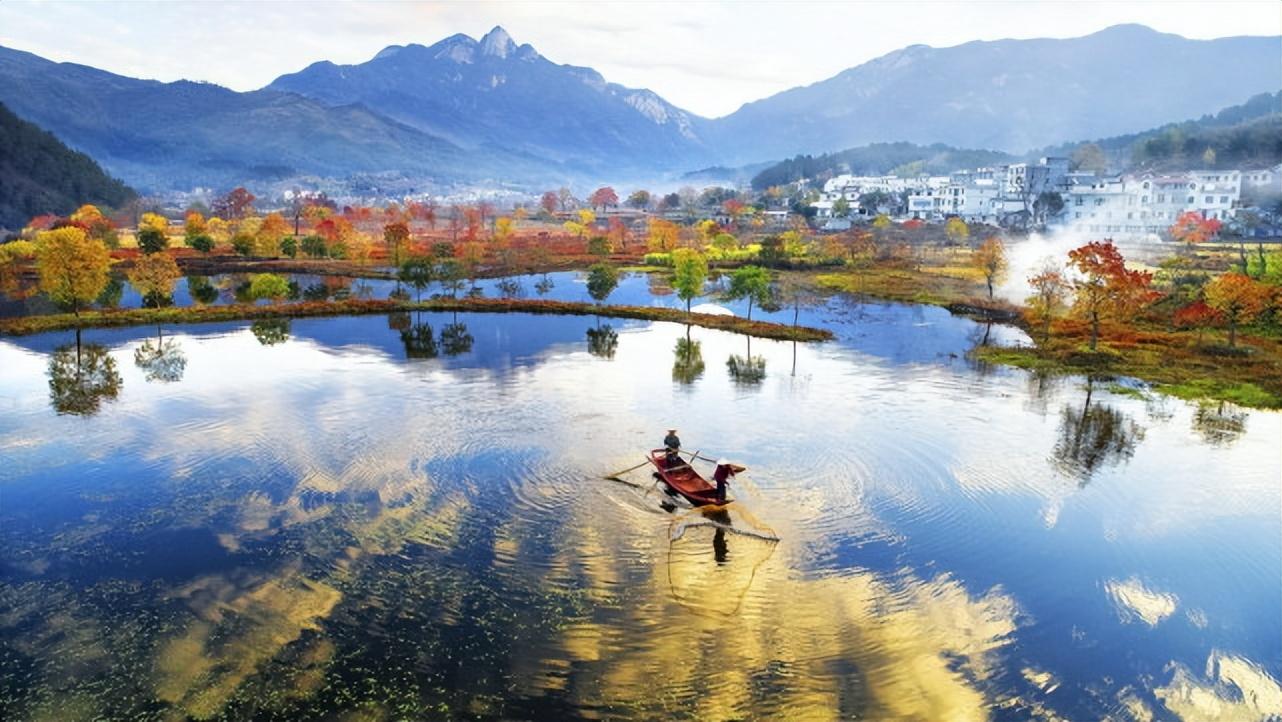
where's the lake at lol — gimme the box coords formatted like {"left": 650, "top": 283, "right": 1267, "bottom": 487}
{"left": 1, "top": 290, "right": 1278, "bottom": 721}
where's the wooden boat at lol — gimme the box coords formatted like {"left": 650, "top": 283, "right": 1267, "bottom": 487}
{"left": 648, "top": 449, "right": 738, "bottom": 506}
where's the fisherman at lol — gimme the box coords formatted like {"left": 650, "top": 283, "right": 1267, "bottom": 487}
{"left": 663, "top": 428, "right": 682, "bottom": 468}
{"left": 713, "top": 459, "right": 735, "bottom": 503}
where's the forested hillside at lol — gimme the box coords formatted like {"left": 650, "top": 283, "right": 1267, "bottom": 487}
{"left": 750, "top": 143, "right": 1015, "bottom": 190}
{"left": 0, "top": 101, "right": 135, "bottom": 231}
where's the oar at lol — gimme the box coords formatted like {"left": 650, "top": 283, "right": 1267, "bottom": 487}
{"left": 604, "top": 458, "right": 651, "bottom": 480}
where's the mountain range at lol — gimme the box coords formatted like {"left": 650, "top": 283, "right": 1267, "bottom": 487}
{"left": 0, "top": 24, "right": 1277, "bottom": 194}
{"left": 0, "top": 101, "right": 134, "bottom": 231}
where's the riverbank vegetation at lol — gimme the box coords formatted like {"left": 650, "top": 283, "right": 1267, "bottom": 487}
{"left": 3, "top": 190, "right": 1280, "bottom": 407}
{"left": 0, "top": 297, "right": 833, "bottom": 342}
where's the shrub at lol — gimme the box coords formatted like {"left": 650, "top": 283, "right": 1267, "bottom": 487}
{"left": 137, "top": 228, "right": 169, "bottom": 255}
{"left": 248, "top": 273, "right": 290, "bottom": 302}
{"left": 644, "top": 252, "right": 673, "bottom": 266}
{"left": 300, "top": 235, "right": 327, "bottom": 258}
{"left": 231, "top": 233, "right": 255, "bottom": 256}
{"left": 187, "top": 234, "right": 214, "bottom": 253}
{"left": 279, "top": 236, "right": 298, "bottom": 258}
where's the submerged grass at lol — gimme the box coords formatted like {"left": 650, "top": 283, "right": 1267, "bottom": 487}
{"left": 0, "top": 297, "right": 832, "bottom": 342}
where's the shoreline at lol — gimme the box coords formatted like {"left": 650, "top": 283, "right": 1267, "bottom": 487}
{"left": 0, "top": 297, "right": 834, "bottom": 342}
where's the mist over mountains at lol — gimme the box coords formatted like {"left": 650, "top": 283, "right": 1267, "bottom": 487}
{"left": 0, "top": 24, "right": 1277, "bottom": 194}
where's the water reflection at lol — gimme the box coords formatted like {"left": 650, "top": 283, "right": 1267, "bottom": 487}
{"left": 133, "top": 326, "right": 186, "bottom": 383}
{"left": 1051, "top": 378, "right": 1145, "bottom": 484}
{"left": 585, "top": 324, "right": 618, "bottom": 359}
{"left": 727, "top": 336, "right": 767, "bottom": 385}
{"left": 46, "top": 330, "right": 121, "bottom": 415}
{"left": 187, "top": 275, "right": 219, "bottom": 305}
{"left": 1192, "top": 401, "right": 1247, "bottom": 446}
{"left": 251, "top": 318, "right": 290, "bottom": 346}
{"left": 440, "top": 321, "right": 474, "bottom": 357}
{"left": 673, "top": 330, "right": 705, "bottom": 384}
{"left": 401, "top": 321, "right": 438, "bottom": 358}
{"left": 1, "top": 310, "right": 1278, "bottom": 722}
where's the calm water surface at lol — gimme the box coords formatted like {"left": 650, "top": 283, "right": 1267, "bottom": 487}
{"left": 1, "top": 291, "right": 1278, "bottom": 721}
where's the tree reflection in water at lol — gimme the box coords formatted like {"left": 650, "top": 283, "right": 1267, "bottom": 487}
{"left": 251, "top": 319, "right": 291, "bottom": 346}
{"left": 186, "top": 275, "right": 220, "bottom": 305}
{"left": 134, "top": 326, "right": 186, "bottom": 383}
{"left": 1192, "top": 401, "right": 1247, "bottom": 447}
{"left": 386, "top": 311, "right": 411, "bottom": 333}
{"left": 727, "top": 335, "right": 766, "bottom": 385}
{"left": 673, "top": 328, "right": 705, "bottom": 384}
{"left": 534, "top": 276, "right": 554, "bottom": 295}
{"left": 47, "top": 330, "right": 122, "bottom": 416}
{"left": 440, "top": 322, "right": 474, "bottom": 357}
{"left": 401, "top": 322, "right": 438, "bottom": 359}
{"left": 1051, "top": 378, "right": 1145, "bottom": 485}
{"left": 585, "top": 324, "right": 618, "bottom": 359}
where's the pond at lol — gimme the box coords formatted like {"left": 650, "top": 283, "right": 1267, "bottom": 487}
{"left": 0, "top": 293, "right": 1278, "bottom": 720}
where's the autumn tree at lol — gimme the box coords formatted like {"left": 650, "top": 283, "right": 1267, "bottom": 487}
{"left": 257, "top": 212, "right": 290, "bottom": 256}
{"left": 72, "top": 205, "right": 118, "bottom": 248}
{"left": 626, "top": 189, "right": 651, "bottom": 211}
{"left": 726, "top": 265, "right": 772, "bottom": 320}
{"left": 540, "top": 191, "right": 560, "bottom": 217}
{"left": 1066, "top": 241, "right": 1159, "bottom": 351}
{"left": 607, "top": 216, "right": 629, "bottom": 251}
{"left": 563, "top": 209, "right": 595, "bottom": 244}
{"left": 1203, "top": 273, "right": 1269, "bottom": 347}
{"left": 1168, "top": 211, "right": 1222, "bottom": 248}
{"left": 671, "top": 247, "right": 708, "bottom": 313}
{"left": 36, "top": 227, "right": 111, "bottom": 316}
{"left": 384, "top": 221, "right": 411, "bottom": 267}
{"left": 1026, "top": 260, "right": 1069, "bottom": 342}
{"left": 1172, "top": 301, "right": 1222, "bottom": 346}
{"left": 213, "top": 187, "right": 256, "bottom": 219}
{"left": 945, "top": 217, "right": 970, "bottom": 246}
{"left": 589, "top": 186, "right": 619, "bottom": 212}
{"left": 971, "top": 237, "right": 1008, "bottom": 300}
{"left": 647, "top": 218, "right": 680, "bottom": 252}
{"left": 127, "top": 252, "right": 181, "bottom": 308}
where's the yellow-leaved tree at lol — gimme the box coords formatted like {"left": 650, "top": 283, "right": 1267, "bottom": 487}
{"left": 36, "top": 227, "right": 111, "bottom": 316}
{"left": 127, "top": 253, "right": 181, "bottom": 308}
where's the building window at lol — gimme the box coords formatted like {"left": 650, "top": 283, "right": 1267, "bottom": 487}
{"left": 1142, "top": 196, "right": 1149, "bottom": 203}
{"left": 1157, "top": 194, "right": 1165, "bottom": 202}
{"left": 1220, "top": 196, "right": 1228, "bottom": 203}
{"left": 1075, "top": 197, "right": 1084, "bottom": 206}
{"left": 1205, "top": 196, "right": 1213, "bottom": 203}
{"left": 1074, "top": 212, "right": 1081, "bottom": 219}
{"left": 1188, "top": 196, "right": 1195, "bottom": 203}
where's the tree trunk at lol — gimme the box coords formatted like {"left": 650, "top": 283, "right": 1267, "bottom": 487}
{"left": 1089, "top": 311, "right": 1099, "bottom": 351}
{"left": 986, "top": 276, "right": 994, "bottom": 300}
{"left": 746, "top": 296, "right": 753, "bottom": 321}
{"left": 1228, "top": 315, "right": 1237, "bottom": 347}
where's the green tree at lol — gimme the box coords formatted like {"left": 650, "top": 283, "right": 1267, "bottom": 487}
{"left": 248, "top": 273, "right": 290, "bottom": 303}
{"left": 671, "top": 248, "right": 708, "bottom": 313}
{"left": 279, "top": 235, "right": 298, "bottom": 258}
{"left": 726, "top": 265, "right": 772, "bottom": 320}
{"left": 832, "top": 197, "right": 851, "bottom": 218}
{"left": 137, "top": 227, "right": 168, "bottom": 255}
{"left": 35, "top": 227, "right": 111, "bottom": 317}
{"left": 586, "top": 262, "right": 619, "bottom": 305}
{"left": 436, "top": 259, "right": 465, "bottom": 298}
{"left": 187, "top": 234, "right": 214, "bottom": 253}
{"left": 399, "top": 257, "right": 434, "bottom": 302}
{"left": 301, "top": 234, "right": 327, "bottom": 258}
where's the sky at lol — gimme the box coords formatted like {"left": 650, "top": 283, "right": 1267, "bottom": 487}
{"left": 0, "top": 1, "right": 1278, "bottom": 118}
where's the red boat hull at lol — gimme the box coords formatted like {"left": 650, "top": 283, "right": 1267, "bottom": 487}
{"left": 649, "top": 449, "right": 730, "bottom": 506}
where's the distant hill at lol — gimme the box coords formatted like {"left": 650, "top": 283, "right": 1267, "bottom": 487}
{"left": 749, "top": 143, "right": 1015, "bottom": 190}
{"left": 1041, "top": 92, "right": 1282, "bottom": 172}
{"left": 0, "top": 101, "right": 135, "bottom": 232}
{"left": 710, "top": 25, "right": 1281, "bottom": 164}
{"left": 0, "top": 24, "right": 1277, "bottom": 192}
{"left": 265, "top": 26, "right": 715, "bottom": 175}
{"left": 0, "top": 45, "right": 556, "bottom": 192}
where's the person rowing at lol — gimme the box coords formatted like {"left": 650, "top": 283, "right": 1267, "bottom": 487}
{"left": 663, "top": 428, "right": 682, "bottom": 469}
{"left": 713, "top": 459, "right": 736, "bottom": 503}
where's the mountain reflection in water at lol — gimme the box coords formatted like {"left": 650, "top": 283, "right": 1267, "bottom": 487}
{"left": 0, "top": 303, "right": 1278, "bottom": 722}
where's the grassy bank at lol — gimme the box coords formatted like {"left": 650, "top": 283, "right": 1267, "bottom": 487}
{"left": 970, "top": 320, "right": 1282, "bottom": 409}
{"left": 0, "top": 297, "right": 833, "bottom": 342}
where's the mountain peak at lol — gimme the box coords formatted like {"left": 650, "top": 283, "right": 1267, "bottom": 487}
{"left": 480, "top": 26, "right": 516, "bottom": 58}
